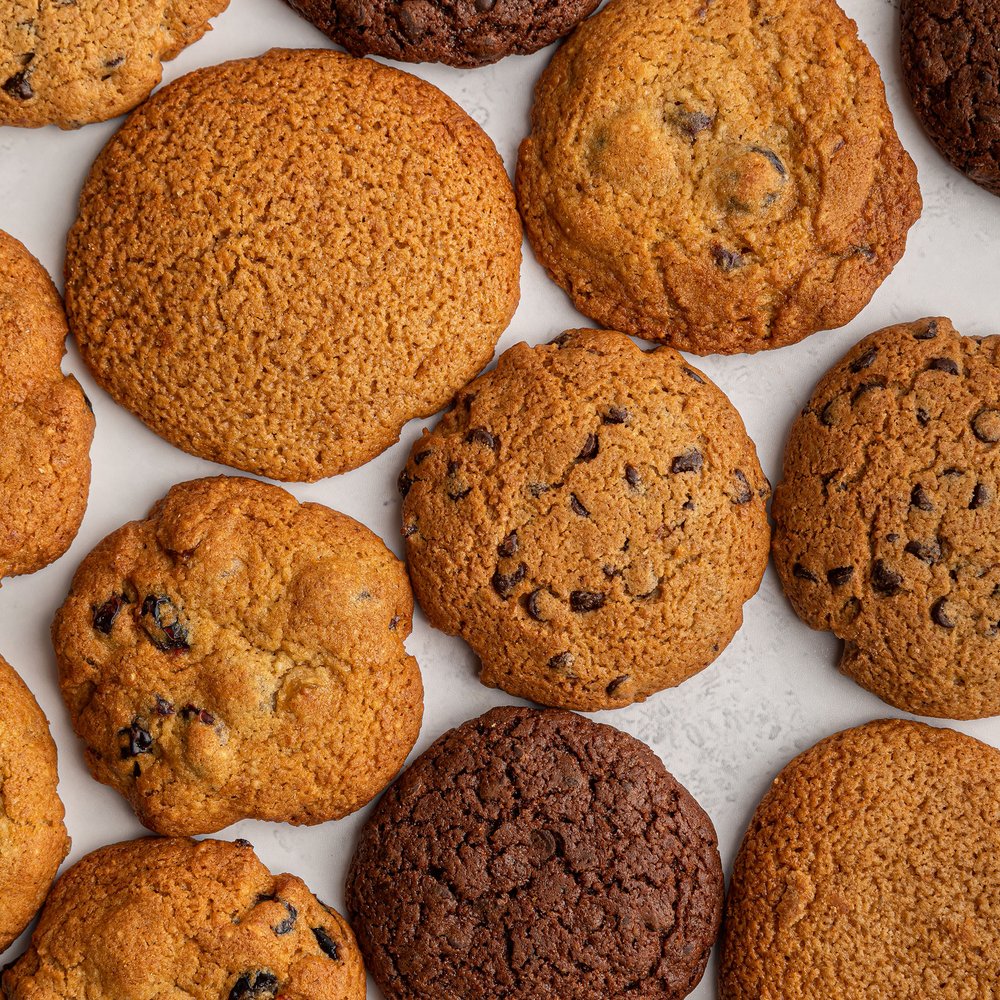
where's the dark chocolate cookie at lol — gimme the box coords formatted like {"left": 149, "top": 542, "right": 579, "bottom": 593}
{"left": 346, "top": 706, "right": 723, "bottom": 1000}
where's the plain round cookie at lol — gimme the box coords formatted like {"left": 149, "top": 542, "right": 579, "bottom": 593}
{"left": 1, "top": 837, "right": 365, "bottom": 999}
{"left": 720, "top": 720, "right": 1000, "bottom": 998}
{"left": 0, "top": 0, "right": 229, "bottom": 128}
{"left": 347, "top": 706, "right": 723, "bottom": 1000}
{"left": 400, "top": 329, "right": 770, "bottom": 711}
{"left": 0, "top": 229, "right": 94, "bottom": 583}
{"left": 285, "top": 0, "right": 600, "bottom": 67}
{"left": 772, "top": 318, "right": 1000, "bottom": 719}
{"left": 65, "top": 48, "right": 521, "bottom": 482}
{"left": 516, "top": 0, "right": 921, "bottom": 355}
{"left": 52, "top": 475, "right": 423, "bottom": 836}
{"left": 0, "top": 654, "right": 70, "bottom": 954}
{"left": 902, "top": 0, "right": 1000, "bottom": 196}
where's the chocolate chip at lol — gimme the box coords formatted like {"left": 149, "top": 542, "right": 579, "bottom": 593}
{"left": 154, "top": 696, "right": 174, "bottom": 717}
{"left": 827, "top": 566, "right": 854, "bottom": 587}
{"left": 92, "top": 593, "right": 126, "bottom": 634}
{"left": 577, "top": 433, "right": 599, "bottom": 461}
{"left": 602, "top": 406, "right": 629, "bottom": 425}
{"left": 525, "top": 589, "right": 546, "bottom": 621}
{"left": 793, "top": 563, "right": 819, "bottom": 583}
{"left": 733, "top": 469, "right": 752, "bottom": 504}
{"left": 749, "top": 145, "right": 788, "bottom": 177}
{"left": 871, "top": 560, "right": 903, "bottom": 596}
{"left": 569, "top": 493, "right": 590, "bottom": 517}
{"left": 849, "top": 346, "right": 878, "bottom": 373}
{"left": 549, "top": 332, "right": 572, "bottom": 347}
{"left": 681, "top": 366, "right": 704, "bottom": 384}
{"left": 913, "top": 319, "right": 938, "bottom": 340}
{"left": 624, "top": 464, "right": 641, "bottom": 488}
{"left": 928, "top": 357, "right": 959, "bottom": 375}
{"left": 911, "top": 485, "right": 933, "bottom": 511}
{"left": 313, "top": 927, "right": 340, "bottom": 960}
{"left": 819, "top": 400, "right": 838, "bottom": 427}
{"left": 447, "top": 485, "right": 472, "bottom": 501}
{"left": 904, "top": 539, "right": 941, "bottom": 565}
{"left": 497, "top": 531, "right": 518, "bottom": 558}
{"left": 466, "top": 427, "right": 498, "bottom": 451}
{"left": 971, "top": 483, "right": 991, "bottom": 509}
{"left": 397, "top": 471, "right": 413, "bottom": 497}
{"left": 605, "top": 674, "right": 630, "bottom": 695}
{"left": 413, "top": 449, "right": 432, "bottom": 465}
{"left": 682, "top": 498, "right": 695, "bottom": 511}
{"left": 851, "top": 379, "right": 885, "bottom": 405}
{"left": 139, "top": 595, "right": 189, "bottom": 652}
{"left": 674, "top": 109, "right": 713, "bottom": 139}
{"left": 119, "top": 720, "right": 153, "bottom": 759}
{"left": 943, "top": 467, "right": 963, "bottom": 477}
{"left": 529, "top": 828, "right": 560, "bottom": 861}
{"left": 711, "top": 245, "right": 744, "bottom": 271}
{"left": 103, "top": 55, "right": 125, "bottom": 69}
{"left": 491, "top": 563, "right": 526, "bottom": 599}
{"left": 602, "top": 564, "right": 619, "bottom": 579}
{"left": 930, "top": 597, "right": 956, "bottom": 629}
{"left": 972, "top": 408, "right": 1000, "bottom": 443}
{"left": 548, "top": 652, "right": 575, "bottom": 672}
{"left": 671, "top": 449, "right": 703, "bottom": 474}
{"left": 2, "top": 67, "right": 33, "bottom": 101}
{"left": 570, "top": 591, "right": 605, "bottom": 612}
{"left": 474, "top": 0, "right": 496, "bottom": 10}
{"left": 229, "top": 971, "right": 279, "bottom": 1000}
{"left": 916, "top": 407, "right": 930, "bottom": 427}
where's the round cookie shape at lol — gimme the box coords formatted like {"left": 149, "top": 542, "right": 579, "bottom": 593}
{"left": 902, "top": 0, "right": 1000, "bottom": 196}
{"left": 1, "top": 837, "right": 365, "bottom": 999}
{"left": 400, "top": 329, "right": 770, "bottom": 711}
{"left": 720, "top": 720, "right": 1000, "bottom": 998}
{"left": 772, "top": 317, "right": 1000, "bottom": 719}
{"left": 65, "top": 49, "right": 521, "bottom": 482}
{"left": 52, "top": 475, "right": 423, "bottom": 836}
{"left": 0, "top": 0, "right": 229, "bottom": 128}
{"left": 0, "top": 654, "right": 70, "bottom": 954}
{"left": 516, "top": 0, "right": 921, "bottom": 355}
{"left": 347, "top": 706, "right": 723, "bottom": 1000}
{"left": 0, "top": 229, "right": 94, "bottom": 582}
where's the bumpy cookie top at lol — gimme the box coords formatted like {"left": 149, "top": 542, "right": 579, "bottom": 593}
{"left": 400, "top": 330, "right": 770, "bottom": 710}
{"left": 65, "top": 48, "right": 521, "bottom": 482}
{"left": 0, "top": 0, "right": 229, "bottom": 128}
{"left": 1, "top": 837, "right": 365, "bottom": 999}
{"left": 516, "top": 0, "right": 921, "bottom": 354}
{"left": 52, "top": 476, "right": 423, "bottom": 836}
{"left": 0, "top": 654, "right": 70, "bottom": 954}
{"left": 772, "top": 318, "right": 1000, "bottom": 719}
{"left": 0, "top": 229, "right": 94, "bottom": 582}
{"left": 347, "top": 706, "right": 723, "bottom": 1000}
{"left": 720, "top": 720, "right": 1000, "bottom": 998}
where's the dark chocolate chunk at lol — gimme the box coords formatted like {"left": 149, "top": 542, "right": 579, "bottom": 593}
{"left": 927, "top": 357, "right": 959, "bottom": 375}
{"left": 827, "top": 566, "right": 854, "bottom": 587}
{"left": 577, "top": 433, "right": 599, "bottom": 461}
{"left": 569, "top": 493, "right": 590, "bottom": 517}
{"left": 2, "top": 66, "right": 33, "bottom": 101}
{"left": 624, "top": 464, "right": 641, "bottom": 488}
{"left": 602, "top": 406, "right": 629, "bottom": 425}
{"left": 569, "top": 590, "right": 605, "bottom": 612}
{"left": 491, "top": 563, "right": 526, "bottom": 599}
{"left": 871, "top": 560, "right": 903, "bottom": 596}
{"left": 93, "top": 593, "right": 126, "bottom": 634}
{"left": 313, "top": 926, "right": 340, "bottom": 960}
{"left": 849, "top": 346, "right": 878, "bottom": 373}
{"left": 497, "top": 531, "right": 518, "bottom": 558}
{"left": 930, "top": 597, "right": 956, "bottom": 629}
{"left": 139, "top": 595, "right": 190, "bottom": 652}
{"left": 119, "top": 720, "right": 153, "bottom": 759}
{"left": 670, "top": 449, "right": 703, "bottom": 474}
{"left": 793, "top": 563, "right": 819, "bottom": 583}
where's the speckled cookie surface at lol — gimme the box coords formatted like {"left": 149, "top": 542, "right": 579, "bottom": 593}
{"left": 347, "top": 706, "right": 723, "bottom": 1000}
{"left": 772, "top": 318, "right": 1000, "bottom": 719}
{"left": 286, "top": 0, "right": 600, "bottom": 67}
{"left": 720, "top": 720, "right": 1000, "bottom": 998}
{"left": 65, "top": 48, "right": 521, "bottom": 482}
{"left": 0, "top": 654, "right": 69, "bottom": 954}
{"left": 516, "top": 0, "right": 921, "bottom": 355}
{"left": 0, "top": 229, "right": 93, "bottom": 583}
{"left": 400, "top": 329, "right": 770, "bottom": 711}
{"left": 52, "top": 475, "right": 423, "bottom": 836}
{"left": 1, "top": 837, "right": 365, "bottom": 999}
{"left": 0, "top": 0, "right": 229, "bottom": 128}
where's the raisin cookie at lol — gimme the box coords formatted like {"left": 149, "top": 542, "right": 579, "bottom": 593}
{"left": 348, "top": 706, "right": 723, "bottom": 1000}
{"left": 1, "top": 229, "right": 94, "bottom": 583}
{"left": 1, "top": 837, "right": 364, "bottom": 999}
{"left": 721, "top": 720, "right": 1000, "bottom": 998}
{"left": 0, "top": 653, "right": 70, "bottom": 954}
{"left": 400, "top": 329, "right": 770, "bottom": 711}
{"left": 52, "top": 475, "right": 423, "bottom": 836}
{"left": 0, "top": 0, "right": 229, "bottom": 128}
{"left": 517, "top": 0, "right": 921, "bottom": 354}
{"left": 772, "top": 318, "right": 1000, "bottom": 719}
{"left": 65, "top": 49, "right": 521, "bottom": 482}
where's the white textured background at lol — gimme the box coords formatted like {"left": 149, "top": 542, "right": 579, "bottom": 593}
{"left": 1, "top": 0, "right": 999, "bottom": 994}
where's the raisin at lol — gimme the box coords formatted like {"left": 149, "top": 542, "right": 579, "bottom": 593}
{"left": 576, "top": 433, "right": 599, "bottom": 461}
{"left": 624, "top": 464, "right": 641, "bottom": 488}
{"left": 257, "top": 895, "right": 297, "bottom": 935}
{"left": 749, "top": 144, "right": 788, "bottom": 177}
{"left": 827, "top": 566, "right": 853, "bottom": 587}
{"left": 180, "top": 704, "right": 215, "bottom": 725}
{"left": 466, "top": 427, "right": 498, "bottom": 451}
{"left": 681, "top": 366, "right": 704, "bottom": 384}
{"left": 819, "top": 400, "right": 838, "bottom": 426}
{"left": 911, "top": 485, "right": 933, "bottom": 511}
{"left": 447, "top": 485, "right": 472, "bottom": 501}
{"left": 397, "top": 470, "right": 413, "bottom": 497}
{"left": 402, "top": 521, "right": 417, "bottom": 538}
{"left": 927, "top": 357, "right": 959, "bottom": 375}
{"left": 732, "top": 469, "right": 752, "bottom": 504}
{"left": 528, "top": 482, "right": 552, "bottom": 498}
{"left": 569, "top": 493, "right": 590, "bottom": 517}
{"left": 154, "top": 696, "right": 174, "bottom": 717}
{"left": 674, "top": 109, "right": 713, "bottom": 139}
{"left": 793, "top": 563, "right": 819, "bottom": 583}
{"left": 234, "top": 839, "right": 253, "bottom": 848}
{"left": 548, "top": 652, "right": 575, "bottom": 672}
{"left": 570, "top": 591, "right": 605, "bottom": 612}
{"left": 914, "top": 319, "right": 938, "bottom": 340}
{"left": 871, "top": 560, "right": 903, "bottom": 596}
{"left": 93, "top": 593, "right": 126, "bottom": 634}
{"left": 971, "top": 483, "right": 991, "bottom": 509}
{"left": 671, "top": 449, "right": 703, "bottom": 474}
{"left": 497, "top": 531, "right": 518, "bottom": 558}
{"left": 119, "top": 720, "right": 153, "bottom": 759}
{"left": 2, "top": 67, "right": 33, "bottom": 101}
{"left": 904, "top": 539, "right": 941, "bottom": 565}
{"left": 711, "top": 245, "right": 744, "bottom": 271}
{"left": 229, "top": 971, "right": 279, "bottom": 1000}
{"left": 605, "top": 674, "right": 630, "bottom": 695}
{"left": 389, "top": 614, "right": 400, "bottom": 630}
{"left": 849, "top": 346, "right": 878, "bottom": 372}
{"left": 313, "top": 927, "right": 340, "bottom": 960}
{"left": 139, "top": 595, "right": 189, "bottom": 652}
{"left": 413, "top": 449, "right": 432, "bottom": 465}
{"left": 525, "top": 589, "right": 546, "bottom": 621}
{"left": 602, "top": 406, "right": 629, "bottom": 425}
{"left": 491, "top": 563, "right": 526, "bottom": 599}
{"left": 930, "top": 597, "right": 956, "bottom": 629}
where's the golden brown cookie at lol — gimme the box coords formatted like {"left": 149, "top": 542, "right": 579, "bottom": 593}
{"left": 0, "top": 653, "right": 70, "bottom": 954}
{"left": 0, "top": 229, "right": 94, "bottom": 583}
{"left": 1, "top": 837, "right": 365, "bottom": 999}
{"left": 52, "top": 475, "right": 423, "bottom": 836}
{"left": 772, "top": 318, "right": 1000, "bottom": 719}
{"left": 1, "top": 0, "right": 229, "bottom": 128}
{"left": 400, "top": 329, "right": 770, "bottom": 711}
{"left": 65, "top": 49, "right": 521, "bottom": 482}
{"left": 516, "top": 0, "right": 922, "bottom": 355}
{"left": 720, "top": 720, "right": 1000, "bottom": 998}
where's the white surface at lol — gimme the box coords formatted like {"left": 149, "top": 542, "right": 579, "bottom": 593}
{"left": 1, "top": 0, "right": 999, "bottom": 994}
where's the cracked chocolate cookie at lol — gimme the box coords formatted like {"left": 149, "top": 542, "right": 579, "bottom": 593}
{"left": 347, "top": 706, "right": 723, "bottom": 1000}
{"left": 1, "top": 229, "right": 94, "bottom": 583}
{"left": 65, "top": 48, "right": 521, "bottom": 482}
{"left": 772, "top": 317, "right": 1000, "bottom": 719}
{"left": 721, "top": 720, "right": 1000, "bottom": 998}
{"left": 516, "top": 0, "right": 921, "bottom": 354}
{"left": 51, "top": 475, "right": 423, "bottom": 836}
{"left": 400, "top": 329, "right": 770, "bottom": 711}
{"left": 1, "top": 837, "right": 365, "bottom": 999}
{"left": 0, "top": 0, "right": 229, "bottom": 128}
{"left": 902, "top": 0, "right": 1000, "bottom": 196}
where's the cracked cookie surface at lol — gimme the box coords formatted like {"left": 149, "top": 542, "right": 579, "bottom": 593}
{"left": 772, "top": 317, "right": 1000, "bottom": 719}
{"left": 347, "top": 706, "right": 723, "bottom": 1000}
{"left": 400, "top": 329, "right": 770, "bottom": 711}
{"left": 720, "top": 720, "right": 1000, "bottom": 998}
{"left": 51, "top": 475, "right": 423, "bottom": 836}
{"left": 1, "top": 837, "right": 365, "bottom": 999}
{"left": 516, "top": 0, "right": 921, "bottom": 354}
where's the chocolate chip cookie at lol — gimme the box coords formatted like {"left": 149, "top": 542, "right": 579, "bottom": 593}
{"left": 65, "top": 48, "right": 521, "bottom": 482}
{"left": 0, "top": 0, "right": 229, "bottom": 128}
{"left": 400, "top": 329, "right": 770, "bottom": 711}
{"left": 721, "top": 720, "right": 1000, "bottom": 998}
{"left": 0, "top": 229, "right": 94, "bottom": 583}
{"left": 52, "top": 475, "right": 423, "bottom": 836}
{"left": 772, "top": 318, "right": 1000, "bottom": 719}
{"left": 517, "top": 0, "right": 922, "bottom": 354}
{"left": 347, "top": 706, "right": 723, "bottom": 1000}
{"left": 2, "top": 837, "right": 364, "bottom": 998}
